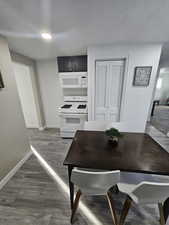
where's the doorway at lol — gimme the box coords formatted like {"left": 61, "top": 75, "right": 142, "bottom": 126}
{"left": 150, "top": 68, "right": 169, "bottom": 135}
{"left": 13, "top": 62, "right": 39, "bottom": 128}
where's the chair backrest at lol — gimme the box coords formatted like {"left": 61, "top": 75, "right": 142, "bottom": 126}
{"left": 71, "top": 168, "right": 120, "bottom": 195}
{"left": 132, "top": 182, "right": 169, "bottom": 204}
{"left": 84, "top": 121, "right": 127, "bottom": 132}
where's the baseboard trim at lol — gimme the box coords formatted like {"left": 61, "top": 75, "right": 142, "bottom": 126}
{"left": 0, "top": 150, "right": 32, "bottom": 190}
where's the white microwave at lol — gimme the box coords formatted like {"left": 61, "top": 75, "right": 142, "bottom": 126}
{"left": 59, "top": 72, "right": 87, "bottom": 88}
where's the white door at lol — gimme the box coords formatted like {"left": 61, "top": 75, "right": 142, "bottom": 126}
{"left": 13, "top": 62, "right": 39, "bottom": 128}
{"left": 95, "top": 60, "right": 124, "bottom": 121}
{"left": 95, "top": 61, "right": 109, "bottom": 120}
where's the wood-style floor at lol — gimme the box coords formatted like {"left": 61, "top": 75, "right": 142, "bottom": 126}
{"left": 0, "top": 126, "right": 168, "bottom": 225}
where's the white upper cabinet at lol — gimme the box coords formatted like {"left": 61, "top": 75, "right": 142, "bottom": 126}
{"left": 95, "top": 60, "right": 124, "bottom": 121}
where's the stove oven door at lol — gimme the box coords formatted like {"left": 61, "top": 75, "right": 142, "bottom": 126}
{"left": 59, "top": 113, "right": 87, "bottom": 138}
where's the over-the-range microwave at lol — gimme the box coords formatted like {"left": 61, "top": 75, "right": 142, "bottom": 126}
{"left": 59, "top": 72, "right": 87, "bottom": 88}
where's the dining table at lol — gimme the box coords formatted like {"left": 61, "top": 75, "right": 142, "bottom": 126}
{"left": 63, "top": 130, "right": 169, "bottom": 223}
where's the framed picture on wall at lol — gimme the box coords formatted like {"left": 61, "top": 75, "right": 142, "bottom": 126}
{"left": 0, "top": 71, "right": 4, "bottom": 88}
{"left": 133, "top": 66, "right": 152, "bottom": 87}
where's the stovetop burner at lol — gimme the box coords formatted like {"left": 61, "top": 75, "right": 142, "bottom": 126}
{"left": 61, "top": 104, "right": 72, "bottom": 109}
{"left": 77, "top": 104, "right": 86, "bottom": 109}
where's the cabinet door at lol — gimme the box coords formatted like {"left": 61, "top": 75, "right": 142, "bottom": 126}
{"left": 95, "top": 61, "right": 109, "bottom": 120}
{"left": 57, "top": 56, "right": 87, "bottom": 72}
{"left": 107, "top": 61, "right": 124, "bottom": 121}
{"left": 71, "top": 56, "right": 87, "bottom": 72}
{"left": 95, "top": 60, "right": 124, "bottom": 122}
{"left": 57, "top": 57, "right": 73, "bottom": 72}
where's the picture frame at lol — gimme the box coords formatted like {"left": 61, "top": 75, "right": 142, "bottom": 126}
{"left": 133, "top": 66, "right": 152, "bottom": 87}
{"left": 0, "top": 71, "right": 4, "bottom": 88}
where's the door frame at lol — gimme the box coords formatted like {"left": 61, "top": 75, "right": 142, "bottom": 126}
{"left": 13, "top": 61, "right": 44, "bottom": 130}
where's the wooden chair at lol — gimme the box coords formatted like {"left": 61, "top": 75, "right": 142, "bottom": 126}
{"left": 118, "top": 173, "right": 169, "bottom": 225}
{"left": 70, "top": 167, "right": 120, "bottom": 224}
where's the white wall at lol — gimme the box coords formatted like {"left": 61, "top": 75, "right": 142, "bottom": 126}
{"left": 0, "top": 36, "right": 30, "bottom": 180}
{"left": 13, "top": 62, "right": 39, "bottom": 128}
{"left": 36, "top": 60, "right": 63, "bottom": 128}
{"left": 88, "top": 44, "right": 162, "bottom": 132}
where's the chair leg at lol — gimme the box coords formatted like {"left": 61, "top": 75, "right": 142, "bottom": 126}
{"left": 70, "top": 189, "right": 82, "bottom": 223}
{"left": 106, "top": 191, "right": 118, "bottom": 225}
{"left": 158, "top": 203, "right": 165, "bottom": 225}
{"left": 119, "top": 196, "right": 132, "bottom": 225}
{"left": 114, "top": 184, "right": 120, "bottom": 194}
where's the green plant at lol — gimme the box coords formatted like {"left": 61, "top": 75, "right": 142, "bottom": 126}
{"left": 105, "top": 127, "right": 122, "bottom": 138}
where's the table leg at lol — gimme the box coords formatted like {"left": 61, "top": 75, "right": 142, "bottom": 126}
{"left": 163, "top": 198, "right": 169, "bottom": 223}
{"left": 68, "top": 165, "right": 74, "bottom": 210}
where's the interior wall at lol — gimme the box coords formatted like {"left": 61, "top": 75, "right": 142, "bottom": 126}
{"left": 36, "top": 59, "right": 63, "bottom": 128}
{"left": 0, "top": 36, "right": 30, "bottom": 180}
{"left": 88, "top": 44, "right": 162, "bottom": 132}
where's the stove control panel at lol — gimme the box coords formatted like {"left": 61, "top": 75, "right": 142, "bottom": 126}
{"left": 64, "top": 96, "right": 87, "bottom": 102}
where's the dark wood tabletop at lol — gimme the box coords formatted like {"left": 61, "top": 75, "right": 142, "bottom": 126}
{"left": 64, "top": 130, "right": 169, "bottom": 175}
{"left": 64, "top": 130, "right": 169, "bottom": 221}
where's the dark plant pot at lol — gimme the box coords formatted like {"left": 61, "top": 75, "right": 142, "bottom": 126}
{"left": 108, "top": 136, "right": 119, "bottom": 146}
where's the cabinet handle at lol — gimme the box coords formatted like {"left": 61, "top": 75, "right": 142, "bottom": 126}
{"left": 81, "top": 76, "right": 86, "bottom": 78}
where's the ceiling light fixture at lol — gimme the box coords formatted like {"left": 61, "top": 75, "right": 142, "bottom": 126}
{"left": 41, "top": 32, "right": 52, "bottom": 40}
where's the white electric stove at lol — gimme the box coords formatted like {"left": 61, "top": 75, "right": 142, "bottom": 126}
{"left": 59, "top": 96, "right": 88, "bottom": 138}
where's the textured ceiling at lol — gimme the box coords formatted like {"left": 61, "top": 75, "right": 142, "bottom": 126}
{"left": 0, "top": 0, "right": 169, "bottom": 60}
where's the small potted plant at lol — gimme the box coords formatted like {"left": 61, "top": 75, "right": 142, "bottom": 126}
{"left": 105, "top": 127, "right": 122, "bottom": 145}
